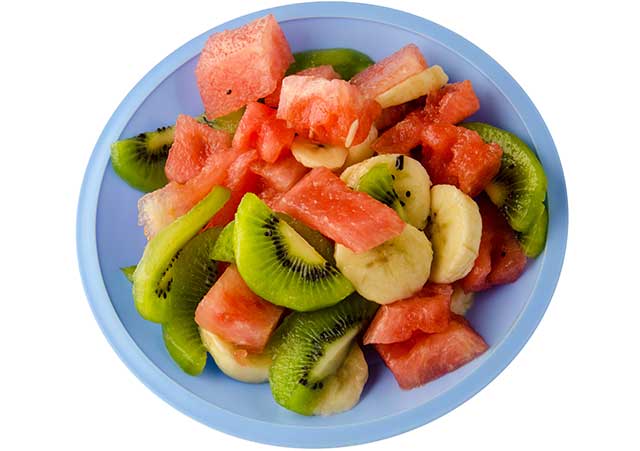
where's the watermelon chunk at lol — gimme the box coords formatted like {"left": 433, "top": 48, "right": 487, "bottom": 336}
{"left": 250, "top": 154, "right": 308, "bottom": 192}
{"left": 461, "top": 197, "right": 527, "bottom": 292}
{"left": 421, "top": 123, "right": 503, "bottom": 196}
{"left": 138, "top": 147, "right": 241, "bottom": 239}
{"left": 277, "top": 167, "right": 405, "bottom": 252}
{"left": 264, "top": 64, "right": 341, "bottom": 108}
{"left": 351, "top": 44, "right": 427, "bottom": 100}
{"left": 374, "top": 99, "right": 422, "bottom": 131}
{"left": 424, "top": 80, "right": 480, "bottom": 125}
{"left": 371, "top": 109, "right": 426, "bottom": 155}
{"left": 195, "top": 15, "right": 293, "bottom": 119}
{"left": 364, "top": 284, "right": 453, "bottom": 345}
{"left": 204, "top": 150, "right": 260, "bottom": 229}
{"left": 277, "top": 75, "right": 381, "bottom": 147}
{"left": 165, "top": 115, "right": 231, "bottom": 183}
{"left": 232, "top": 102, "right": 295, "bottom": 163}
{"left": 195, "top": 265, "right": 284, "bottom": 353}
{"left": 375, "top": 315, "right": 488, "bottom": 389}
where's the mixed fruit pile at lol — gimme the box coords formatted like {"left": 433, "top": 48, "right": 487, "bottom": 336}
{"left": 113, "top": 15, "right": 548, "bottom": 416}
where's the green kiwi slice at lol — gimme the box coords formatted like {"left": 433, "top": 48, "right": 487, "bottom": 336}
{"left": 133, "top": 186, "right": 230, "bottom": 323}
{"left": 356, "top": 163, "right": 408, "bottom": 222}
{"left": 110, "top": 125, "right": 173, "bottom": 192}
{"left": 269, "top": 293, "right": 377, "bottom": 415}
{"left": 517, "top": 204, "right": 548, "bottom": 257}
{"left": 161, "top": 227, "right": 221, "bottom": 375}
{"left": 120, "top": 265, "right": 136, "bottom": 283}
{"left": 234, "top": 193, "right": 353, "bottom": 311}
{"left": 462, "top": 122, "right": 547, "bottom": 232}
{"left": 213, "top": 214, "right": 334, "bottom": 265}
{"left": 287, "top": 48, "right": 374, "bottom": 80}
{"left": 210, "top": 220, "right": 236, "bottom": 263}
{"left": 110, "top": 109, "right": 245, "bottom": 192}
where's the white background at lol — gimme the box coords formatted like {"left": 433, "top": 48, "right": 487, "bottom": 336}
{"left": 1, "top": 0, "right": 638, "bottom": 449}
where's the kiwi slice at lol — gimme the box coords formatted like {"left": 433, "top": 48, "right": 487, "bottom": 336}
{"left": 269, "top": 293, "right": 377, "bottom": 415}
{"left": 517, "top": 204, "right": 548, "bottom": 257}
{"left": 120, "top": 265, "right": 136, "bottom": 283}
{"left": 234, "top": 193, "right": 353, "bottom": 311}
{"left": 210, "top": 220, "right": 236, "bottom": 263}
{"left": 161, "top": 227, "right": 221, "bottom": 375}
{"left": 462, "top": 122, "right": 547, "bottom": 232}
{"left": 287, "top": 48, "right": 374, "bottom": 80}
{"left": 203, "top": 108, "right": 245, "bottom": 135}
{"left": 275, "top": 213, "right": 335, "bottom": 263}
{"left": 356, "top": 163, "right": 408, "bottom": 222}
{"left": 133, "top": 186, "right": 230, "bottom": 323}
{"left": 212, "top": 214, "right": 334, "bottom": 265}
{"left": 110, "top": 125, "right": 173, "bottom": 192}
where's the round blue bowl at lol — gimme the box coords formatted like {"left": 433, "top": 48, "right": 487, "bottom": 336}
{"left": 77, "top": 2, "right": 567, "bottom": 447}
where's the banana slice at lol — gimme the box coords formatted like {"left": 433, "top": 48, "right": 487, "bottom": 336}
{"left": 335, "top": 224, "right": 432, "bottom": 304}
{"left": 428, "top": 185, "right": 482, "bottom": 283}
{"left": 342, "top": 126, "right": 378, "bottom": 169}
{"left": 199, "top": 327, "right": 271, "bottom": 383}
{"left": 450, "top": 285, "right": 475, "bottom": 316}
{"left": 375, "top": 65, "right": 449, "bottom": 109}
{"left": 291, "top": 136, "right": 348, "bottom": 170}
{"left": 341, "top": 154, "right": 431, "bottom": 230}
{"left": 313, "top": 343, "right": 368, "bottom": 416}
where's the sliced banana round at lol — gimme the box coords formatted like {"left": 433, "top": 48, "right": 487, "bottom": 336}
{"left": 341, "top": 154, "right": 431, "bottom": 230}
{"left": 313, "top": 343, "right": 368, "bottom": 416}
{"left": 342, "top": 126, "right": 378, "bottom": 169}
{"left": 291, "top": 136, "right": 348, "bottom": 170}
{"left": 450, "top": 285, "right": 475, "bottom": 316}
{"left": 428, "top": 185, "right": 482, "bottom": 284}
{"left": 375, "top": 65, "right": 449, "bottom": 109}
{"left": 199, "top": 327, "right": 272, "bottom": 383}
{"left": 335, "top": 224, "right": 432, "bottom": 304}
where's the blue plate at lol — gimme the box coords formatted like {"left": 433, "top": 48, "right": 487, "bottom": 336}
{"left": 77, "top": 2, "right": 568, "bottom": 447}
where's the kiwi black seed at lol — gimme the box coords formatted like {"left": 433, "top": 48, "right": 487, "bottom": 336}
{"left": 269, "top": 293, "right": 378, "bottom": 415}
{"left": 234, "top": 193, "right": 354, "bottom": 311}
{"left": 462, "top": 122, "right": 547, "bottom": 232}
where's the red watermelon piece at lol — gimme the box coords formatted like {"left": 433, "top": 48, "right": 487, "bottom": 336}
{"left": 374, "top": 99, "right": 422, "bottom": 131}
{"left": 461, "top": 197, "right": 527, "bottom": 292}
{"left": 195, "top": 265, "right": 284, "bottom": 353}
{"left": 204, "top": 150, "right": 260, "bottom": 229}
{"left": 257, "top": 186, "right": 285, "bottom": 210}
{"left": 264, "top": 64, "right": 341, "bottom": 108}
{"left": 138, "top": 146, "right": 241, "bottom": 239}
{"left": 421, "top": 123, "right": 503, "bottom": 196}
{"left": 351, "top": 44, "right": 427, "bottom": 100}
{"left": 375, "top": 315, "right": 488, "bottom": 390}
{"left": 232, "top": 102, "right": 295, "bottom": 163}
{"left": 424, "top": 80, "right": 480, "bottom": 125}
{"left": 372, "top": 109, "right": 426, "bottom": 155}
{"left": 195, "top": 15, "right": 293, "bottom": 119}
{"left": 364, "top": 284, "right": 453, "bottom": 345}
{"left": 165, "top": 115, "right": 231, "bottom": 184}
{"left": 277, "top": 167, "right": 405, "bottom": 252}
{"left": 277, "top": 75, "right": 381, "bottom": 147}
{"left": 250, "top": 154, "right": 308, "bottom": 192}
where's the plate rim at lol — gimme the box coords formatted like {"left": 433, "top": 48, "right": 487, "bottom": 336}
{"left": 76, "top": 1, "right": 568, "bottom": 447}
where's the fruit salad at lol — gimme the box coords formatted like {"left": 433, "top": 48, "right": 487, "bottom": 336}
{"left": 111, "top": 14, "right": 549, "bottom": 416}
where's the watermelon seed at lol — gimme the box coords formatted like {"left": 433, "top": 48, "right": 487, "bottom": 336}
{"left": 226, "top": 89, "right": 232, "bottom": 95}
